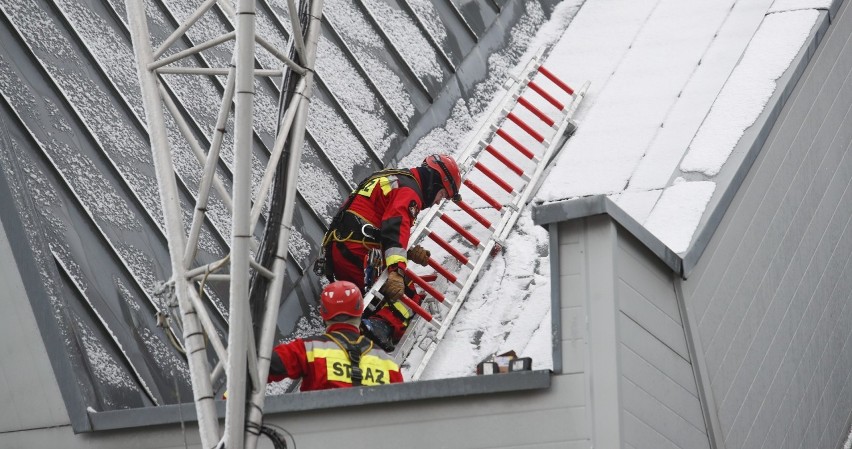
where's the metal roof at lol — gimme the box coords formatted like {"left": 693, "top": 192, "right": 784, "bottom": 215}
{"left": 0, "top": 0, "right": 562, "bottom": 427}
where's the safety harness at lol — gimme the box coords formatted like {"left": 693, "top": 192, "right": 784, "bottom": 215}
{"left": 314, "top": 169, "right": 414, "bottom": 283}
{"left": 324, "top": 331, "right": 373, "bottom": 386}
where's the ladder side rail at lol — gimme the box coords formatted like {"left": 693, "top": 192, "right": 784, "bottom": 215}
{"left": 455, "top": 51, "right": 544, "bottom": 168}
{"left": 408, "top": 78, "right": 587, "bottom": 380}
{"left": 403, "top": 54, "right": 544, "bottom": 245}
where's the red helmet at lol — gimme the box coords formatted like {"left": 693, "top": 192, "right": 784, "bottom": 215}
{"left": 423, "top": 154, "right": 462, "bottom": 202}
{"left": 319, "top": 281, "right": 363, "bottom": 321}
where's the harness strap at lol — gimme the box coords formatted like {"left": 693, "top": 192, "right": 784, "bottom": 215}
{"left": 325, "top": 331, "right": 373, "bottom": 386}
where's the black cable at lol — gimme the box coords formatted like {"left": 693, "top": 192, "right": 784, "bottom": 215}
{"left": 256, "top": 422, "right": 295, "bottom": 449}
{"left": 247, "top": 0, "right": 313, "bottom": 338}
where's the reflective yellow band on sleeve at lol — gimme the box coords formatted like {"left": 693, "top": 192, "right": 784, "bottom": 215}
{"left": 391, "top": 300, "right": 412, "bottom": 319}
{"left": 385, "top": 247, "right": 407, "bottom": 267}
{"left": 385, "top": 254, "right": 407, "bottom": 267}
{"left": 379, "top": 177, "right": 394, "bottom": 195}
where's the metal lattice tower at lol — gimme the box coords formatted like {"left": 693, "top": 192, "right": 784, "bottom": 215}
{"left": 127, "top": 0, "right": 322, "bottom": 447}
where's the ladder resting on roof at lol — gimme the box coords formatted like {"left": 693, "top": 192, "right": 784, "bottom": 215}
{"left": 362, "top": 53, "right": 589, "bottom": 381}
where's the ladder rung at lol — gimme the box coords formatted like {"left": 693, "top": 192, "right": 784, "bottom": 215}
{"left": 537, "top": 65, "right": 574, "bottom": 95}
{"left": 439, "top": 212, "right": 481, "bottom": 247}
{"left": 456, "top": 199, "right": 492, "bottom": 229}
{"left": 507, "top": 112, "right": 544, "bottom": 143}
{"left": 474, "top": 161, "right": 515, "bottom": 193}
{"left": 518, "top": 96, "right": 555, "bottom": 126}
{"left": 399, "top": 294, "right": 433, "bottom": 322}
{"left": 463, "top": 179, "right": 502, "bottom": 211}
{"left": 485, "top": 144, "right": 524, "bottom": 176}
{"left": 427, "top": 257, "right": 458, "bottom": 284}
{"left": 404, "top": 268, "right": 445, "bottom": 302}
{"left": 428, "top": 231, "right": 469, "bottom": 265}
{"left": 528, "top": 80, "right": 564, "bottom": 110}
{"left": 496, "top": 129, "right": 535, "bottom": 160}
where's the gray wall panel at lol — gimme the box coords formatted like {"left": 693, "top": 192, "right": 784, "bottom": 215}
{"left": 623, "top": 411, "right": 682, "bottom": 449}
{"left": 622, "top": 377, "right": 709, "bottom": 449}
{"left": 559, "top": 220, "right": 588, "bottom": 375}
{"left": 0, "top": 209, "right": 68, "bottom": 433}
{"left": 715, "top": 128, "right": 852, "bottom": 447}
{"left": 618, "top": 279, "right": 689, "bottom": 360}
{"left": 618, "top": 236, "right": 682, "bottom": 325}
{"left": 556, "top": 216, "right": 709, "bottom": 449}
{"left": 620, "top": 345, "right": 704, "bottom": 431}
{"left": 618, "top": 315, "right": 697, "bottom": 402}
{"left": 683, "top": 12, "right": 845, "bottom": 326}
{"left": 682, "top": 1, "right": 852, "bottom": 448}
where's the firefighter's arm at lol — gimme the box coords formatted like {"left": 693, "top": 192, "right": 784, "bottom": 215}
{"left": 379, "top": 189, "right": 421, "bottom": 269}
{"left": 267, "top": 340, "right": 308, "bottom": 383}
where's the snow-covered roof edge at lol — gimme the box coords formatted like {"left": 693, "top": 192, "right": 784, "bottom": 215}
{"left": 533, "top": 6, "right": 833, "bottom": 279}
{"left": 682, "top": 8, "right": 831, "bottom": 277}
{"left": 532, "top": 194, "right": 683, "bottom": 276}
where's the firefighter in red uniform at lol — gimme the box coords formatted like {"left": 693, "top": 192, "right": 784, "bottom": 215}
{"left": 267, "top": 280, "right": 403, "bottom": 391}
{"left": 318, "top": 154, "right": 462, "bottom": 351}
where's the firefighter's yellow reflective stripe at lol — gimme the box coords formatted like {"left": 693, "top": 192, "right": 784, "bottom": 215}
{"left": 356, "top": 175, "right": 398, "bottom": 198}
{"left": 356, "top": 177, "right": 380, "bottom": 197}
{"left": 385, "top": 247, "right": 407, "bottom": 267}
{"left": 362, "top": 353, "right": 401, "bottom": 373}
{"left": 378, "top": 176, "right": 396, "bottom": 195}
{"left": 305, "top": 341, "right": 342, "bottom": 362}
{"left": 391, "top": 300, "right": 412, "bottom": 319}
{"left": 385, "top": 254, "right": 407, "bottom": 267}
{"left": 306, "top": 346, "right": 398, "bottom": 386}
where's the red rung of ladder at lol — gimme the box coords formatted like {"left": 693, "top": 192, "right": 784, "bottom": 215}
{"left": 496, "top": 129, "right": 535, "bottom": 160}
{"left": 399, "top": 294, "right": 432, "bottom": 321}
{"left": 485, "top": 144, "right": 524, "bottom": 177}
{"left": 427, "top": 257, "right": 457, "bottom": 284}
{"left": 439, "top": 212, "right": 481, "bottom": 247}
{"left": 463, "top": 179, "right": 502, "bottom": 211}
{"left": 420, "top": 273, "right": 438, "bottom": 282}
{"left": 537, "top": 65, "right": 575, "bottom": 95}
{"left": 518, "top": 96, "right": 555, "bottom": 127}
{"left": 428, "top": 231, "right": 469, "bottom": 265}
{"left": 457, "top": 199, "right": 492, "bottom": 229}
{"left": 403, "top": 268, "right": 445, "bottom": 302}
{"left": 507, "top": 112, "right": 544, "bottom": 143}
{"left": 475, "top": 161, "right": 515, "bottom": 193}
{"left": 528, "top": 80, "right": 564, "bottom": 111}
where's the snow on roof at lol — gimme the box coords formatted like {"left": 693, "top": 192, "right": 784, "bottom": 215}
{"left": 418, "top": 0, "right": 827, "bottom": 379}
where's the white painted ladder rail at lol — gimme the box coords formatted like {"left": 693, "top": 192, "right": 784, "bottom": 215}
{"left": 364, "top": 53, "right": 588, "bottom": 380}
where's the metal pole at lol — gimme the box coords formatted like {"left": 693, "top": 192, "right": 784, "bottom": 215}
{"left": 126, "top": 1, "right": 219, "bottom": 446}
{"left": 182, "top": 68, "right": 237, "bottom": 266}
{"left": 223, "top": 0, "right": 257, "bottom": 446}
{"left": 244, "top": 1, "right": 323, "bottom": 448}
{"left": 153, "top": 0, "right": 220, "bottom": 58}
{"left": 249, "top": 77, "right": 306, "bottom": 230}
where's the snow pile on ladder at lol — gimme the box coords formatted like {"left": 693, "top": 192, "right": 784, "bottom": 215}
{"left": 365, "top": 53, "right": 588, "bottom": 381}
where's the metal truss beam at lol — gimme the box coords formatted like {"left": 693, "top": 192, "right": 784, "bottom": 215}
{"left": 127, "top": 0, "right": 323, "bottom": 447}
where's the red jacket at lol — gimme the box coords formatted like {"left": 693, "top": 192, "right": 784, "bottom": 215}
{"left": 268, "top": 323, "right": 403, "bottom": 391}
{"left": 347, "top": 169, "right": 424, "bottom": 270}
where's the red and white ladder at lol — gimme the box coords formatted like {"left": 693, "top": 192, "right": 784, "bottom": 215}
{"left": 365, "top": 52, "right": 588, "bottom": 381}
